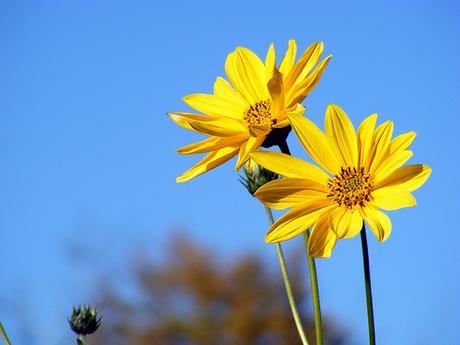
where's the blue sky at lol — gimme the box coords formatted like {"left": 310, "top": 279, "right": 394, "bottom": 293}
{"left": 1, "top": 0, "right": 459, "bottom": 344}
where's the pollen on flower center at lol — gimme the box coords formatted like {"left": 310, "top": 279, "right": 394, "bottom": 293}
{"left": 243, "top": 100, "right": 276, "bottom": 128}
{"left": 327, "top": 167, "right": 373, "bottom": 209}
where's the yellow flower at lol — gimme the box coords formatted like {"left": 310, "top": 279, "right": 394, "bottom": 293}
{"left": 169, "top": 40, "right": 331, "bottom": 182}
{"left": 249, "top": 105, "right": 431, "bottom": 257}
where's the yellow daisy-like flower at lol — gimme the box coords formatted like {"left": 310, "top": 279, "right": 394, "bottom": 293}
{"left": 169, "top": 40, "right": 331, "bottom": 182}
{"left": 249, "top": 105, "right": 431, "bottom": 258}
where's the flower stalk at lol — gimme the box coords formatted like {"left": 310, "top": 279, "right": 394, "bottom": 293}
{"left": 360, "top": 223, "right": 376, "bottom": 345}
{"left": 77, "top": 335, "right": 86, "bottom": 345}
{"left": 303, "top": 231, "right": 324, "bottom": 345}
{"left": 277, "top": 139, "right": 324, "bottom": 345}
{"left": 265, "top": 206, "right": 310, "bottom": 345}
{"left": 0, "top": 321, "right": 11, "bottom": 345}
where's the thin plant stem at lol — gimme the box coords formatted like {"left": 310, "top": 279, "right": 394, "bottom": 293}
{"left": 77, "top": 334, "right": 87, "bottom": 345}
{"left": 0, "top": 322, "right": 11, "bottom": 345}
{"left": 303, "top": 231, "right": 324, "bottom": 345}
{"left": 264, "top": 206, "right": 309, "bottom": 345}
{"left": 360, "top": 223, "right": 376, "bottom": 345}
{"left": 278, "top": 139, "right": 324, "bottom": 345}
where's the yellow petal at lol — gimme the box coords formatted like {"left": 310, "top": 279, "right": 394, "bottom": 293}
{"left": 248, "top": 122, "right": 271, "bottom": 137}
{"left": 279, "top": 39, "right": 297, "bottom": 76}
{"left": 284, "top": 41, "right": 323, "bottom": 90}
{"left": 329, "top": 207, "right": 363, "bottom": 239}
{"left": 213, "top": 77, "right": 247, "bottom": 109}
{"left": 225, "top": 52, "right": 257, "bottom": 104}
{"left": 389, "top": 131, "right": 416, "bottom": 155}
{"left": 235, "top": 47, "right": 270, "bottom": 100}
{"left": 288, "top": 112, "right": 341, "bottom": 175}
{"left": 177, "top": 135, "right": 247, "bottom": 154}
{"left": 374, "top": 164, "right": 431, "bottom": 191}
{"left": 357, "top": 113, "right": 377, "bottom": 169}
{"left": 168, "top": 112, "right": 219, "bottom": 132}
{"left": 183, "top": 93, "right": 246, "bottom": 120}
{"left": 325, "top": 104, "right": 358, "bottom": 167}
{"left": 169, "top": 112, "right": 245, "bottom": 136}
{"left": 235, "top": 135, "right": 265, "bottom": 170}
{"left": 368, "top": 121, "right": 394, "bottom": 174}
{"left": 273, "top": 118, "right": 290, "bottom": 128}
{"left": 267, "top": 67, "right": 286, "bottom": 121}
{"left": 371, "top": 187, "right": 416, "bottom": 210}
{"left": 176, "top": 146, "right": 239, "bottom": 183}
{"left": 265, "top": 200, "right": 333, "bottom": 243}
{"left": 255, "top": 178, "right": 327, "bottom": 210}
{"left": 285, "top": 55, "right": 331, "bottom": 108}
{"left": 264, "top": 43, "right": 276, "bottom": 81}
{"left": 359, "top": 206, "right": 392, "bottom": 242}
{"left": 373, "top": 150, "right": 413, "bottom": 184}
{"left": 308, "top": 211, "right": 337, "bottom": 258}
{"left": 191, "top": 121, "right": 243, "bottom": 137}
{"left": 248, "top": 151, "right": 331, "bottom": 184}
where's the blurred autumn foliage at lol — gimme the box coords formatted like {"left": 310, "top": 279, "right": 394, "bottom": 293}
{"left": 91, "top": 235, "right": 349, "bottom": 345}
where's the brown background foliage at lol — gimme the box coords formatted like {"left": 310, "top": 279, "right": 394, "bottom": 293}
{"left": 90, "top": 235, "right": 349, "bottom": 345}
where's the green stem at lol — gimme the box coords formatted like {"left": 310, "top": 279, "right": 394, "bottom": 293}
{"left": 264, "top": 206, "right": 309, "bottom": 345}
{"left": 277, "top": 139, "right": 322, "bottom": 345}
{"left": 0, "top": 322, "right": 11, "bottom": 345}
{"left": 360, "top": 223, "right": 376, "bottom": 345}
{"left": 77, "top": 334, "right": 87, "bottom": 345}
{"left": 303, "top": 231, "right": 324, "bottom": 345}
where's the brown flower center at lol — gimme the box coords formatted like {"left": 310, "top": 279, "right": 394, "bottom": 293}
{"left": 327, "top": 167, "right": 373, "bottom": 209}
{"left": 243, "top": 100, "right": 276, "bottom": 128}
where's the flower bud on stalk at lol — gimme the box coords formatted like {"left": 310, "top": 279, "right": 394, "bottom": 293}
{"left": 68, "top": 305, "right": 101, "bottom": 345}
{"left": 240, "top": 159, "right": 279, "bottom": 196}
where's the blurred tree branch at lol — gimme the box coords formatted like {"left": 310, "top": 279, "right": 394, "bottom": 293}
{"left": 91, "top": 234, "right": 348, "bottom": 345}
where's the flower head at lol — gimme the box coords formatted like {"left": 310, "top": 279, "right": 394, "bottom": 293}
{"left": 249, "top": 105, "right": 431, "bottom": 257}
{"left": 169, "top": 40, "right": 331, "bottom": 182}
{"left": 68, "top": 305, "right": 102, "bottom": 335}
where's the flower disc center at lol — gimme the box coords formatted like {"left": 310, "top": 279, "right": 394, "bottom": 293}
{"left": 243, "top": 100, "right": 276, "bottom": 128}
{"left": 327, "top": 167, "right": 373, "bottom": 209}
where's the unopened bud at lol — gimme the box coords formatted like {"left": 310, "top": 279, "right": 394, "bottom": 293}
{"left": 68, "top": 305, "right": 101, "bottom": 336}
{"left": 240, "top": 159, "right": 278, "bottom": 195}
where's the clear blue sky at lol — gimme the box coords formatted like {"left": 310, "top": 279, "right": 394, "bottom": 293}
{"left": 1, "top": 1, "right": 459, "bottom": 344}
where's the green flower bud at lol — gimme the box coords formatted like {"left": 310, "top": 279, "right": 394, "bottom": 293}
{"left": 68, "top": 305, "right": 101, "bottom": 336}
{"left": 240, "top": 159, "right": 278, "bottom": 196}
